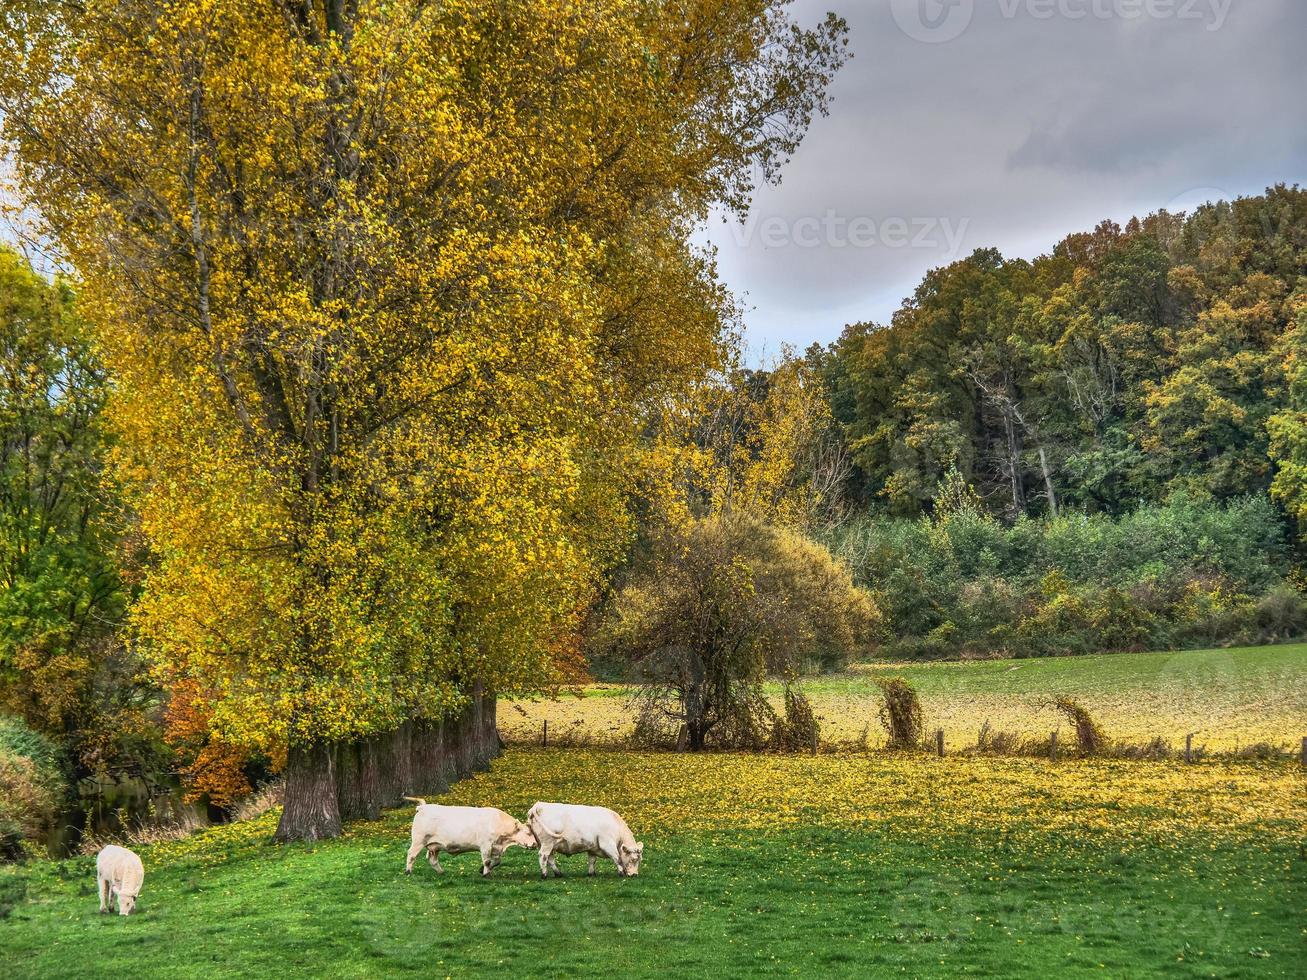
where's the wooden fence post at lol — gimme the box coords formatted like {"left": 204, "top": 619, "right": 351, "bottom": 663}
{"left": 1049, "top": 730, "right": 1058, "bottom": 762}
{"left": 542, "top": 720, "right": 548, "bottom": 748}
{"left": 1300, "top": 736, "right": 1306, "bottom": 768}
{"left": 1184, "top": 733, "right": 1193, "bottom": 764}
{"left": 935, "top": 729, "right": 945, "bottom": 757}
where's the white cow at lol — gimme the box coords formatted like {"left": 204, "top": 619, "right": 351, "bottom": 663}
{"left": 96, "top": 845, "right": 144, "bottom": 916}
{"left": 403, "top": 798, "right": 537, "bottom": 877}
{"left": 527, "top": 802, "right": 644, "bottom": 878}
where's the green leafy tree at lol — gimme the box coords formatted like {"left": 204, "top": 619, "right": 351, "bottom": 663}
{"left": 0, "top": 247, "right": 150, "bottom": 777}
{"left": 1268, "top": 299, "right": 1307, "bottom": 526}
{"left": 823, "top": 186, "right": 1307, "bottom": 519}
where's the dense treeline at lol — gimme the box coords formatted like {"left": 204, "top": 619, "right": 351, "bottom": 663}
{"left": 802, "top": 185, "right": 1307, "bottom": 657}
{"left": 816, "top": 185, "right": 1307, "bottom": 518}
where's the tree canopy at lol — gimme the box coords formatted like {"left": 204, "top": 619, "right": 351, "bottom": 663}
{"left": 821, "top": 186, "right": 1307, "bottom": 519}
{"left": 0, "top": 0, "right": 847, "bottom": 837}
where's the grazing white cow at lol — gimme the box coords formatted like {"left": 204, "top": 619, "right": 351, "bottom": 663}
{"left": 527, "top": 802, "right": 644, "bottom": 878}
{"left": 403, "top": 798, "right": 537, "bottom": 877}
{"left": 96, "top": 845, "right": 144, "bottom": 916}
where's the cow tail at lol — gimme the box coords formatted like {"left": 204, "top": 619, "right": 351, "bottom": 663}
{"left": 403, "top": 796, "right": 427, "bottom": 807}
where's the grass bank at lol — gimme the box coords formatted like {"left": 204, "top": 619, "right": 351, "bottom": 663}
{"left": 2, "top": 748, "right": 1302, "bottom": 978}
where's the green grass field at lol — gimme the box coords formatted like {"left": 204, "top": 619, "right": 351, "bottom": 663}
{"left": 3, "top": 748, "right": 1303, "bottom": 978}
{"left": 501, "top": 644, "right": 1307, "bottom": 751}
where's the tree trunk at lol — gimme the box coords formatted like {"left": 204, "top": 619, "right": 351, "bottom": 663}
{"left": 686, "top": 722, "right": 707, "bottom": 751}
{"left": 1004, "top": 412, "right": 1026, "bottom": 516}
{"left": 275, "top": 742, "right": 342, "bottom": 841}
{"left": 335, "top": 734, "right": 384, "bottom": 823}
{"left": 1038, "top": 446, "right": 1059, "bottom": 517}
{"left": 411, "top": 718, "right": 451, "bottom": 795}
{"left": 275, "top": 691, "right": 499, "bottom": 839}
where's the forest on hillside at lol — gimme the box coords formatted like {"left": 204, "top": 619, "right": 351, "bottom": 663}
{"left": 795, "top": 184, "right": 1307, "bottom": 659}
{"left": 816, "top": 184, "right": 1307, "bottom": 520}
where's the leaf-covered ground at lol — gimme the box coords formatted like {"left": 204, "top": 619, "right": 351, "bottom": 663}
{"left": 500, "top": 644, "right": 1307, "bottom": 751}
{"left": 3, "top": 748, "right": 1303, "bottom": 978}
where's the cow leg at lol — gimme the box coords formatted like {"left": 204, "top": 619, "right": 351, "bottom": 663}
{"left": 405, "top": 839, "right": 426, "bottom": 874}
{"left": 538, "top": 840, "right": 556, "bottom": 878}
{"left": 587, "top": 854, "right": 596, "bottom": 876}
{"left": 480, "top": 844, "right": 496, "bottom": 877}
{"left": 98, "top": 874, "right": 109, "bottom": 913}
{"left": 427, "top": 846, "right": 444, "bottom": 873}
{"left": 600, "top": 837, "right": 624, "bottom": 875}
{"left": 548, "top": 853, "right": 563, "bottom": 877}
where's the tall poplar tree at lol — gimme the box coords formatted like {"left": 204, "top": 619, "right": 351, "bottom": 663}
{"left": 0, "top": 0, "right": 846, "bottom": 837}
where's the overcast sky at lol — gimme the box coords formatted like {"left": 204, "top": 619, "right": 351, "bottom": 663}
{"left": 705, "top": 0, "right": 1307, "bottom": 359}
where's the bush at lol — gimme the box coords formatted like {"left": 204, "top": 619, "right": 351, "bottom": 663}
{"left": 827, "top": 495, "right": 1304, "bottom": 660}
{"left": 876, "top": 677, "right": 923, "bottom": 749}
{"left": 0, "top": 716, "right": 64, "bottom": 860}
{"left": 770, "top": 687, "right": 821, "bottom": 752}
{"left": 0, "top": 715, "right": 63, "bottom": 777}
{"left": 598, "top": 513, "right": 878, "bottom": 751}
{"left": 1052, "top": 697, "right": 1106, "bottom": 755}
{"left": 1253, "top": 585, "right": 1307, "bottom": 641}
{"left": 970, "top": 721, "right": 1038, "bottom": 756}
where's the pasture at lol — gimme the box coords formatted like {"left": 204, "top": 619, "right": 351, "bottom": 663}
{"left": 2, "top": 748, "right": 1303, "bottom": 978}
{"left": 500, "top": 644, "right": 1307, "bottom": 752}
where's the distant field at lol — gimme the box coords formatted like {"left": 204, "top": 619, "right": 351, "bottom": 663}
{"left": 500, "top": 644, "right": 1307, "bottom": 752}
{"left": 4, "top": 748, "right": 1303, "bottom": 978}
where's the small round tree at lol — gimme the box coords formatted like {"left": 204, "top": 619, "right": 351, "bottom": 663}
{"left": 597, "top": 513, "right": 878, "bottom": 751}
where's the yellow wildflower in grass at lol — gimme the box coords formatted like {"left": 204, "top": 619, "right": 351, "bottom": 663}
{"left": 135, "top": 745, "right": 1302, "bottom": 878}
{"left": 436, "top": 749, "right": 1303, "bottom": 848}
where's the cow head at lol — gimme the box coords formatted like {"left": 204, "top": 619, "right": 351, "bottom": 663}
{"left": 512, "top": 820, "right": 538, "bottom": 849}
{"left": 117, "top": 893, "right": 137, "bottom": 916}
{"left": 619, "top": 841, "right": 644, "bottom": 877}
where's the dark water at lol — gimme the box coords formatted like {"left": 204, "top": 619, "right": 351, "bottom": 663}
{"left": 46, "top": 774, "right": 216, "bottom": 859}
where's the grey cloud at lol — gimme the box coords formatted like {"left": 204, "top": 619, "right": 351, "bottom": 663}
{"left": 704, "top": 0, "right": 1306, "bottom": 358}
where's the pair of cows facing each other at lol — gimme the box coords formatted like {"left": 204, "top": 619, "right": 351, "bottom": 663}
{"left": 404, "top": 800, "right": 645, "bottom": 879}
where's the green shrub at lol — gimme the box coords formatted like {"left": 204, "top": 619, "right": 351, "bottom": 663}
{"left": 0, "top": 716, "right": 63, "bottom": 776}
{"left": 826, "top": 495, "right": 1303, "bottom": 659}
{"left": 0, "top": 715, "right": 64, "bottom": 860}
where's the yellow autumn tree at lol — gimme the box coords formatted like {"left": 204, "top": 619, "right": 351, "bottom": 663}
{"left": 0, "top": 0, "right": 846, "bottom": 837}
{"left": 648, "top": 350, "right": 851, "bottom": 531}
